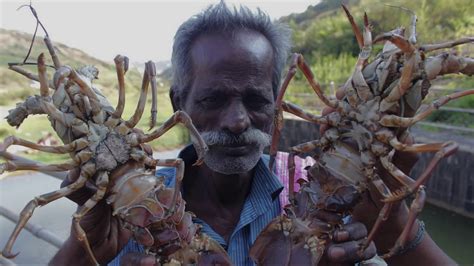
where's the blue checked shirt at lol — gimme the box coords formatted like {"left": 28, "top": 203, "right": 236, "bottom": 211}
{"left": 109, "top": 147, "right": 284, "bottom": 266}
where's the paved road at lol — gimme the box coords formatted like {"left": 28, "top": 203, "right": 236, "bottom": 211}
{"left": 0, "top": 148, "right": 181, "bottom": 265}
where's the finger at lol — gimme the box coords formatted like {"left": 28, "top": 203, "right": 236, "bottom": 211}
{"left": 153, "top": 229, "right": 180, "bottom": 246}
{"left": 327, "top": 240, "right": 376, "bottom": 263}
{"left": 198, "top": 252, "right": 233, "bottom": 265}
{"left": 312, "top": 209, "right": 343, "bottom": 224}
{"left": 333, "top": 222, "right": 368, "bottom": 242}
{"left": 152, "top": 230, "right": 181, "bottom": 256}
{"left": 120, "top": 252, "right": 156, "bottom": 266}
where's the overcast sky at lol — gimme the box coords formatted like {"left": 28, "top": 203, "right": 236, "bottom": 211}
{"left": 1, "top": 0, "right": 316, "bottom": 63}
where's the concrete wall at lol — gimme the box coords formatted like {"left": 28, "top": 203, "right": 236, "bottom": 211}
{"left": 274, "top": 118, "right": 474, "bottom": 218}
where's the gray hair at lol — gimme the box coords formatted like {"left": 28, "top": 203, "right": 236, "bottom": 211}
{"left": 171, "top": 1, "right": 291, "bottom": 106}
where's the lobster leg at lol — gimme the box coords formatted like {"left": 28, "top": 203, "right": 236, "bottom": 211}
{"left": 290, "top": 128, "right": 339, "bottom": 154}
{"left": 82, "top": 95, "right": 93, "bottom": 118}
{"left": 0, "top": 156, "right": 77, "bottom": 174}
{"left": 421, "top": 37, "right": 473, "bottom": 53}
{"left": 385, "top": 141, "right": 458, "bottom": 202}
{"left": 341, "top": 4, "right": 363, "bottom": 49}
{"left": 425, "top": 53, "right": 474, "bottom": 80}
{"left": 1, "top": 164, "right": 93, "bottom": 258}
{"left": 1, "top": 135, "right": 88, "bottom": 154}
{"left": 37, "top": 53, "right": 50, "bottom": 97}
{"left": 380, "top": 154, "right": 415, "bottom": 188}
{"left": 351, "top": 13, "right": 373, "bottom": 102}
{"left": 54, "top": 66, "right": 99, "bottom": 103}
{"left": 39, "top": 99, "right": 89, "bottom": 136}
{"left": 138, "top": 111, "right": 208, "bottom": 166}
{"left": 288, "top": 152, "right": 296, "bottom": 204}
{"left": 126, "top": 61, "right": 154, "bottom": 128}
{"left": 43, "top": 35, "right": 61, "bottom": 69}
{"left": 72, "top": 171, "right": 109, "bottom": 265}
{"left": 112, "top": 55, "right": 127, "bottom": 119}
{"left": 388, "top": 139, "right": 448, "bottom": 153}
{"left": 359, "top": 171, "right": 395, "bottom": 251}
{"left": 8, "top": 65, "right": 56, "bottom": 89}
{"left": 282, "top": 102, "right": 328, "bottom": 124}
{"left": 362, "top": 202, "right": 394, "bottom": 252}
{"left": 149, "top": 62, "right": 158, "bottom": 130}
{"left": 269, "top": 54, "right": 299, "bottom": 171}
{"left": 382, "top": 187, "right": 426, "bottom": 259}
{"left": 290, "top": 140, "right": 324, "bottom": 154}
{"left": 297, "top": 54, "right": 338, "bottom": 109}
{"left": 54, "top": 66, "right": 103, "bottom": 122}
{"left": 372, "top": 33, "right": 417, "bottom": 112}
{"left": 379, "top": 89, "right": 474, "bottom": 127}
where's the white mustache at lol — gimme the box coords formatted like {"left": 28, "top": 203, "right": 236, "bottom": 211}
{"left": 201, "top": 128, "right": 271, "bottom": 147}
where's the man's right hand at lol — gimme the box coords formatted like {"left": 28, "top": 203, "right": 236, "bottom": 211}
{"left": 49, "top": 167, "right": 132, "bottom": 265}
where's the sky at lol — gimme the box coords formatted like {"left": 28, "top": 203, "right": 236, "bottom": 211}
{"left": 1, "top": 0, "right": 317, "bottom": 63}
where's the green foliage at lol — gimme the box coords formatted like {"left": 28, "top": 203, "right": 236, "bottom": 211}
{"left": 309, "top": 53, "right": 358, "bottom": 85}
{"left": 282, "top": 0, "right": 474, "bottom": 124}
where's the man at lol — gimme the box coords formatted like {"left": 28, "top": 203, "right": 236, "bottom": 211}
{"left": 51, "top": 2, "right": 454, "bottom": 265}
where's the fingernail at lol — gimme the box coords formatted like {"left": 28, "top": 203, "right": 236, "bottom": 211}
{"left": 335, "top": 230, "right": 349, "bottom": 241}
{"left": 329, "top": 246, "right": 345, "bottom": 259}
{"left": 142, "top": 256, "right": 156, "bottom": 266}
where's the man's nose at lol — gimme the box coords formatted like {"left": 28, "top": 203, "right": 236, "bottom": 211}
{"left": 220, "top": 101, "right": 250, "bottom": 134}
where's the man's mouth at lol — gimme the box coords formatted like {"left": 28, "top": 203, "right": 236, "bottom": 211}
{"left": 213, "top": 144, "right": 252, "bottom": 156}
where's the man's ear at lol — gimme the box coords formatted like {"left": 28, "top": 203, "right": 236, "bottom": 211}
{"left": 169, "top": 85, "right": 180, "bottom": 112}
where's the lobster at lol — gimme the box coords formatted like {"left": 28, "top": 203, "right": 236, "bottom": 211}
{"left": 250, "top": 4, "right": 474, "bottom": 265}
{"left": 0, "top": 5, "right": 230, "bottom": 265}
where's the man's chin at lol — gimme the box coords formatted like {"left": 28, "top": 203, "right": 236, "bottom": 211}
{"left": 204, "top": 146, "right": 263, "bottom": 175}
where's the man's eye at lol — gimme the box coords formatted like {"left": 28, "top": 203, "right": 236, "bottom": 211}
{"left": 198, "top": 96, "right": 221, "bottom": 108}
{"left": 245, "top": 96, "right": 270, "bottom": 109}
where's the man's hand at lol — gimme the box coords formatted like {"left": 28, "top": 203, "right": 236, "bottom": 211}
{"left": 322, "top": 221, "right": 377, "bottom": 265}
{"left": 320, "top": 92, "right": 455, "bottom": 265}
{"left": 50, "top": 166, "right": 132, "bottom": 265}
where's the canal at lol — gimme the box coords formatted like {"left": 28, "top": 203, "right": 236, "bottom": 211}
{"left": 420, "top": 203, "right": 474, "bottom": 264}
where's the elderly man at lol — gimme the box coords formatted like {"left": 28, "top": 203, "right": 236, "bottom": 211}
{"left": 51, "top": 2, "right": 454, "bottom": 266}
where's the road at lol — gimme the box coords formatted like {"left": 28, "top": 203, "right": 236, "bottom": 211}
{"left": 0, "top": 148, "right": 181, "bottom": 265}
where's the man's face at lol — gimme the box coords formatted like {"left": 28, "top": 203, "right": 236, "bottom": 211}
{"left": 181, "top": 29, "right": 275, "bottom": 174}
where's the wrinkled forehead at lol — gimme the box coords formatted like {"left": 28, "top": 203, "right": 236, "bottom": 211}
{"left": 190, "top": 29, "right": 274, "bottom": 76}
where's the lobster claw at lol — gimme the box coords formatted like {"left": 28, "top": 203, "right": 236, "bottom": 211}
{"left": 249, "top": 218, "right": 291, "bottom": 265}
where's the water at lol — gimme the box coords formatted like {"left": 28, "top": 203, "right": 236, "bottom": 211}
{"left": 420, "top": 203, "right": 474, "bottom": 264}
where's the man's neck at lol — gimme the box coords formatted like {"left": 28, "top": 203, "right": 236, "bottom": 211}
{"left": 182, "top": 160, "right": 256, "bottom": 242}
{"left": 183, "top": 162, "right": 254, "bottom": 207}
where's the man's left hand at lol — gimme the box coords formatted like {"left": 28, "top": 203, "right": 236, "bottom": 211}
{"left": 321, "top": 221, "right": 377, "bottom": 265}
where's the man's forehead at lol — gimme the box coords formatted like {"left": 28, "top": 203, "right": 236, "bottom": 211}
{"left": 190, "top": 29, "right": 274, "bottom": 70}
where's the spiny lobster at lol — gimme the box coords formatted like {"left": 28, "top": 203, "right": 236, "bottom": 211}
{"left": 251, "top": 4, "right": 474, "bottom": 265}
{"left": 0, "top": 5, "right": 230, "bottom": 265}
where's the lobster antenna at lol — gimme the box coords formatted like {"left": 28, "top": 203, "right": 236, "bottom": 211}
{"left": 384, "top": 4, "right": 417, "bottom": 44}
{"left": 16, "top": 3, "right": 52, "bottom": 66}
